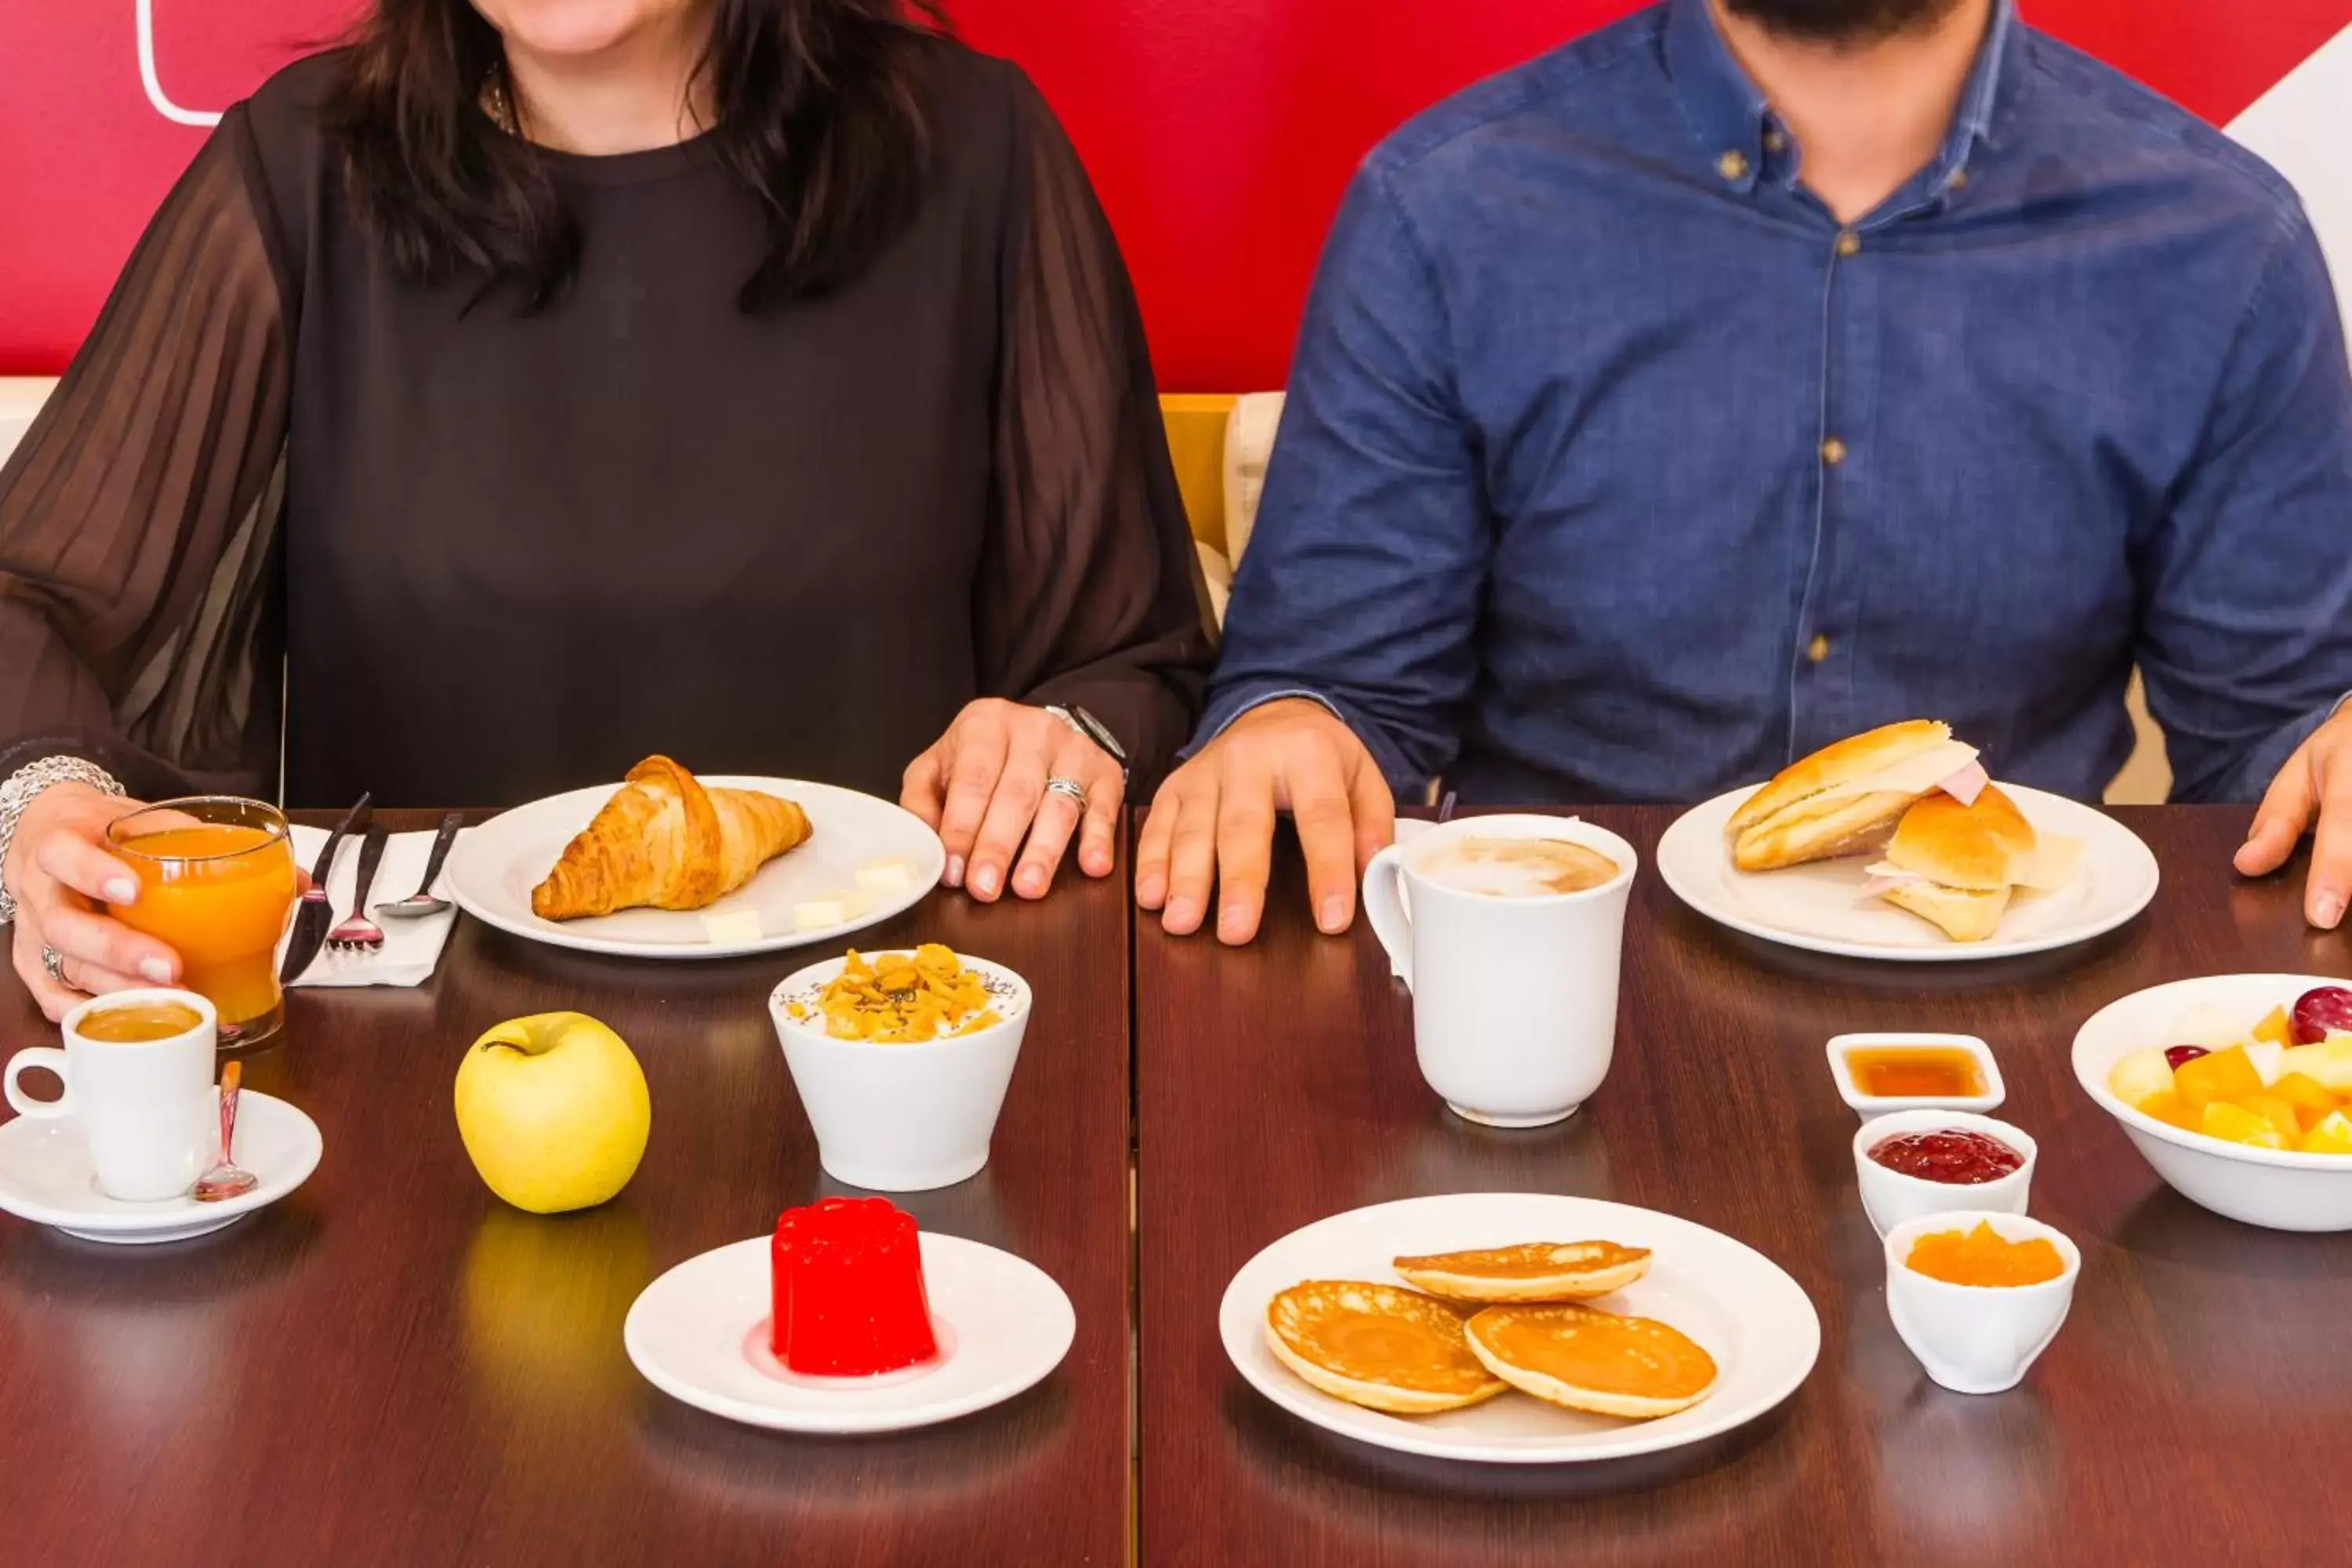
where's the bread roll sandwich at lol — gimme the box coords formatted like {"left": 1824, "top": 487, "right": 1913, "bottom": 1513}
{"left": 1728, "top": 720, "right": 1986, "bottom": 873}
{"left": 1860, "top": 786, "right": 2084, "bottom": 942}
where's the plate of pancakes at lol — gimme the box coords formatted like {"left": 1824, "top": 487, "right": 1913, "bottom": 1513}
{"left": 1656, "top": 720, "right": 2158, "bottom": 962}
{"left": 1221, "top": 1193, "right": 1819, "bottom": 1464}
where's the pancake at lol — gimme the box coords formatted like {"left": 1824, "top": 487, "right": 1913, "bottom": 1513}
{"left": 1464, "top": 1303, "right": 1719, "bottom": 1420}
{"left": 1392, "top": 1240, "right": 1651, "bottom": 1303}
{"left": 1265, "top": 1281, "right": 1508, "bottom": 1414}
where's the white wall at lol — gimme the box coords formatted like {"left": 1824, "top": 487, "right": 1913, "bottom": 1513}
{"left": 2229, "top": 24, "right": 2352, "bottom": 338}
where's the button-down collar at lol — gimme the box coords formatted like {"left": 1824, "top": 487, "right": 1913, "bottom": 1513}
{"left": 1664, "top": 0, "right": 2021, "bottom": 203}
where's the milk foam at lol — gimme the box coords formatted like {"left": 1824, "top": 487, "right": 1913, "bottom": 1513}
{"left": 1415, "top": 836, "right": 1620, "bottom": 898}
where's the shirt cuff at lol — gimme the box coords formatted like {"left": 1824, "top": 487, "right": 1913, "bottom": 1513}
{"left": 2202, "top": 689, "right": 2352, "bottom": 804}
{"left": 1186, "top": 681, "right": 1421, "bottom": 789}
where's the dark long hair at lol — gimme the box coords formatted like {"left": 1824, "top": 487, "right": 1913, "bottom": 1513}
{"left": 325, "top": 1, "right": 945, "bottom": 310}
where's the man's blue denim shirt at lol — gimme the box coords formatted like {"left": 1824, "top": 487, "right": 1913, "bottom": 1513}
{"left": 1202, "top": 0, "right": 2352, "bottom": 804}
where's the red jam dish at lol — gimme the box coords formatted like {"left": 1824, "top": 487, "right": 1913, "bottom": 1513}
{"left": 771, "top": 1196, "right": 939, "bottom": 1376}
{"left": 1867, "top": 1128, "right": 2024, "bottom": 1185}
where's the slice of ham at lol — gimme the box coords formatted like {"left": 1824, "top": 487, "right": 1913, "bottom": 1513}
{"left": 1936, "top": 760, "right": 1989, "bottom": 806}
{"left": 1858, "top": 863, "right": 1926, "bottom": 898}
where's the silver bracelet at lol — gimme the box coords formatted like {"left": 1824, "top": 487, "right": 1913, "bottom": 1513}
{"left": 0, "top": 757, "right": 125, "bottom": 924}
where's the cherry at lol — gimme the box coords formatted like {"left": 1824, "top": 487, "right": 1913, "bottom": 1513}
{"left": 2164, "top": 1045, "right": 2210, "bottom": 1070}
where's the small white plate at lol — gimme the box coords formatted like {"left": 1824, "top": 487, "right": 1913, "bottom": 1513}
{"left": 1221, "top": 1193, "right": 1819, "bottom": 1465}
{"left": 446, "top": 777, "right": 945, "bottom": 960}
{"left": 1656, "top": 784, "right": 2158, "bottom": 962}
{"left": 624, "top": 1231, "right": 1075, "bottom": 1433}
{"left": 0, "top": 1091, "right": 322, "bottom": 1244}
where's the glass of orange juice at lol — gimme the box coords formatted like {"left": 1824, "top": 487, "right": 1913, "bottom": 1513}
{"left": 105, "top": 797, "right": 299, "bottom": 1047}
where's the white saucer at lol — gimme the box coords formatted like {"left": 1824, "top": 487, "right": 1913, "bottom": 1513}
{"left": 0, "top": 1091, "right": 323, "bottom": 1244}
{"left": 1656, "top": 783, "right": 2158, "bottom": 961}
{"left": 1221, "top": 1192, "right": 1819, "bottom": 1465}
{"left": 446, "top": 777, "right": 945, "bottom": 960}
{"left": 624, "top": 1231, "right": 1075, "bottom": 1433}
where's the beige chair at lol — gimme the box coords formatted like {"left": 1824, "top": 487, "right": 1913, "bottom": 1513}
{"left": 1160, "top": 390, "right": 2172, "bottom": 804}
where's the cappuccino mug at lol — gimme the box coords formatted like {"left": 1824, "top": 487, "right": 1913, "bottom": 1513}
{"left": 1362, "top": 815, "right": 1637, "bottom": 1127}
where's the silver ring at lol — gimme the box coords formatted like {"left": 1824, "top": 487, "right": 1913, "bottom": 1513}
{"left": 1044, "top": 775, "right": 1089, "bottom": 807}
{"left": 41, "top": 946, "right": 69, "bottom": 987}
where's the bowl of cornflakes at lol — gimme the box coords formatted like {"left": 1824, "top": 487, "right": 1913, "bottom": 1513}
{"left": 770, "top": 946, "right": 1032, "bottom": 1192}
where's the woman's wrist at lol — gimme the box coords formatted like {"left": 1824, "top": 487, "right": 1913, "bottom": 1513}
{"left": 0, "top": 759, "right": 125, "bottom": 922}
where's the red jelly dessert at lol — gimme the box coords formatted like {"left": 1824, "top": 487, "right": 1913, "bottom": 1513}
{"left": 771, "top": 1196, "right": 939, "bottom": 1376}
{"left": 1868, "top": 1129, "right": 2024, "bottom": 1185}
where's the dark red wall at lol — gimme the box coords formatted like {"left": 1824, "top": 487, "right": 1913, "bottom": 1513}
{"left": 2, "top": 1, "right": 2347, "bottom": 388}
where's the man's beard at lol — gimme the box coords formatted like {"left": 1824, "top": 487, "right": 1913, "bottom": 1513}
{"left": 1721, "top": 0, "right": 1966, "bottom": 44}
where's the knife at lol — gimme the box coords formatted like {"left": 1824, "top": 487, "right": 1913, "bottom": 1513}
{"left": 281, "top": 793, "right": 372, "bottom": 984}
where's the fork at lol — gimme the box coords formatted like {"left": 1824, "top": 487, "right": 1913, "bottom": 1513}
{"left": 328, "top": 828, "right": 391, "bottom": 955}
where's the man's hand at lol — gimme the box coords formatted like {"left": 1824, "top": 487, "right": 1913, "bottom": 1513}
{"left": 2236, "top": 708, "right": 2352, "bottom": 927}
{"left": 1135, "top": 699, "right": 1395, "bottom": 944}
{"left": 902, "top": 699, "right": 1124, "bottom": 903}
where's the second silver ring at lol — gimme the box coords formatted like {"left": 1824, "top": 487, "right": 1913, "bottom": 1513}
{"left": 1043, "top": 775, "right": 1090, "bottom": 807}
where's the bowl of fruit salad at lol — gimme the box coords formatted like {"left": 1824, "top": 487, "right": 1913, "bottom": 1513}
{"left": 2072, "top": 975, "right": 2352, "bottom": 1232}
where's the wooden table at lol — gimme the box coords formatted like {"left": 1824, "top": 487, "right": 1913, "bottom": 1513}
{"left": 1137, "top": 805, "right": 2352, "bottom": 1566}
{"left": 0, "top": 811, "right": 1134, "bottom": 1567}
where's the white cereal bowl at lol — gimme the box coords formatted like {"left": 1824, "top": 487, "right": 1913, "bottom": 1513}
{"left": 769, "top": 953, "right": 1031, "bottom": 1192}
{"left": 1852, "top": 1109, "right": 2036, "bottom": 1237}
{"left": 2072, "top": 974, "right": 2352, "bottom": 1232}
{"left": 1826, "top": 1033, "right": 2005, "bottom": 1121}
{"left": 1883, "top": 1210, "right": 2080, "bottom": 1395}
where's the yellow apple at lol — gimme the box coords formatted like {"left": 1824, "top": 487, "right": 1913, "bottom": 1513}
{"left": 455, "top": 1012, "right": 651, "bottom": 1214}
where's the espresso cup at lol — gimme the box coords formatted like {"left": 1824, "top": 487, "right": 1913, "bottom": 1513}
{"left": 4, "top": 989, "right": 220, "bottom": 1201}
{"left": 1362, "top": 815, "right": 1638, "bottom": 1127}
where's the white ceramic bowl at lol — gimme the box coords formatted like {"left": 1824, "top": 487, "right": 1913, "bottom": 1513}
{"left": 769, "top": 952, "right": 1030, "bottom": 1192}
{"left": 2072, "top": 973, "right": 2352, "bottom": 1232}
{"left": 1852, "top": 1109, "right": 2036, "bottom": 1237}
{"left": 1826, "top": 1032, "right": 2005, "bottom": 1121}
{"left": 1883, "top": 1210, "right": 2080, "bottom": 1395}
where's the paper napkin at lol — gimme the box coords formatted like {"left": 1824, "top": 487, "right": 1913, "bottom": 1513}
{"left": 279, "top": 825, "right": 461, "bottom": 988}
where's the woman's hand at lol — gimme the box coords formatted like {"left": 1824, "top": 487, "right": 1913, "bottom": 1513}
{"left": 902, "top": 699, "right": 1125, "bottom": 902}
{"left": 5, "top": 782, "right": 180, "bottom": 1020}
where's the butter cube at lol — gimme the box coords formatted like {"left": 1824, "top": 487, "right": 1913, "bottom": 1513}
{"left": 857, "top": 858, "right": 913, "bottom": 898}
{"left": 700, "top": 908, "right": 764, "bottom": 945}
{"left": 794, "top": 897, "right": 851, "bottom": 931}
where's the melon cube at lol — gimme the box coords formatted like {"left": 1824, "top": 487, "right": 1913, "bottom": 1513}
{"left": 2253, "top": 1006, "right": 2293, "bottom": 1046}
{"left": 2173, "top": 1046, "right": 2264, "bottom": 1108}
{"left": 2244, "top": 1039, "right": 2287, "bottom": 1087}
{"left": 2137, "top": 1091, "right": 2201, "bottom": 1133}
{"left": 2301, "top": 1111, "right": 2352, "bottom": 1156}
{"left": 2270, "top": 1071, "right": 2339, "bottom": 1123}
{"left": 2241, "top": 1094, "right": 2303, "bottom": 1142}
{"left": 2201, "top": 1101, "right": 2286, "bottom": 1149}
{"left": 2107, "top": 1048, "right": 2176, "bottom": 1109}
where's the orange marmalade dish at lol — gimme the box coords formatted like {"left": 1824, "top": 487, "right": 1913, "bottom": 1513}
{"left": 1905, "top": 1221, "right": 2066, "bottom": 1287}
{"left": 786, "top": 946, "right": 1007, "bottom": 1043}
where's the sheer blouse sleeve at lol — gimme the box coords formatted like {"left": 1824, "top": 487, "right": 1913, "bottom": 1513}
{"left": 974, "top": 69, "right": 1215, "bottom": 795}
{"left": 0, "top": 110, "right": 291, "bottom": 800}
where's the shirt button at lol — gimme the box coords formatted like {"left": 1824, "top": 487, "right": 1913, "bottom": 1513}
{"left": 1716, "top": 150, "right": 1750, "bottom": 181}
{"left": 1763, "top": 129, "right": 1789, "bottom": 153}
{"left": 1807, "top": 634, "right": 1831, "bottom": 664}
{"left": 1835, "top": 230, "right": 1861, "bottom": 257}
{"left": 1820, "top": 437, "right": 1848, "bottom": 466}
{"left": 1947, "top": 167, "right": 1970, "bottom": 191}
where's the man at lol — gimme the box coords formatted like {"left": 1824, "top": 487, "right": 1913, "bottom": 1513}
{"left": 1137, "top": 0, "right": 2352, "bottom": 944}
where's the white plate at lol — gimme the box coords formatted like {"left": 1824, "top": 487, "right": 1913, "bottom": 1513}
{"left": 446, "top": 778, "right": 945, "bottom": 959}
{"left": 0, "top": 1091, "right": 322, "bottom": 1244}
{"left": 1655, "top": 784, "right": 2158, "bottom": 961}
{"left": 624, "top": 1232, "right": 1075, "bottom": 1433}
{"left": 1220, "top": 1193, "right": 1819, "bottom": 1464}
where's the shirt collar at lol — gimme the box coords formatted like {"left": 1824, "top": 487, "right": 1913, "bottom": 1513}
{"left": 1663, "top": 0, "right": 2020, "bottom": 198}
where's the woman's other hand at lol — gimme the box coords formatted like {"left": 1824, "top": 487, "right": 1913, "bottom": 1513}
{"left": 5, "top": 783, "right": 180, "bottom": 1020}
{"left": 902, "top": 699, "right": 1125, "bottom": 902}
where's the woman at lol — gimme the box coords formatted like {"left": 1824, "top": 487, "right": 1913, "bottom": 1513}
{"left": 0, "top": 0, "right": 1210, "bottom": 1018}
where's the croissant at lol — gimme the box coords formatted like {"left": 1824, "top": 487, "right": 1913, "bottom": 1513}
{"left": 532, "top": 756, "right": 813, "bottom": 920}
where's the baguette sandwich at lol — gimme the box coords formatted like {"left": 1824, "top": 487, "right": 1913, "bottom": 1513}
{"left": 1860, "top": 786, "right": 2084, "bottom": 942}
{"left": 1727, "top": 720, "right": 1987, "bottom": 873}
